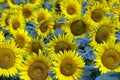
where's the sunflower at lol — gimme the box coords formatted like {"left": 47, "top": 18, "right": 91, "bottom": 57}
{"left": 52, "top": 50, "right": 85, "bottom": 80}
{"left": 32, "top": 8, "right": 52, "bottom": 24}
{"left": 85, "top": 2, "right": 110, "bottom": 26}
{"left": 19, "top": 50, "right": 52, "bottom": 80}
{"left": 94, "top": 40, "right": 120, "bottom": 74}
{"left": 25, "top": 38, "right": 45, "bottom": 54}
{"left": 27, "top": 0, "right": 42, "bottom": 8}
{"left": 0, "top": 8, "right": 18, "bottom": 27}
{"left": 7, "top": 0, "right": 22, "bottom": 8}
{"left": 63, "top": 15, "right": 91, "bottom": 38}
{"left": 20, "top": 4, "right": 34, "bottom": 22}
{"left": 60, "top": 0, "right": 81, "bottom": 19}
{"left": 35, "top": 20, "right": 54, "bottom": 38}
{"left": 89, "top": 17, "right": 117, "bottom": 48}
{"left": 0, "top": 40, "right": 23, "bottom": 77}
{"left": 7, "top": 13, "right": 25, "bottom": 33}
{"left": 10, "top": 29, "right": 31, "bottom": 50}
{"left": 47, "top": 34, "right": 77, "bottom": 59}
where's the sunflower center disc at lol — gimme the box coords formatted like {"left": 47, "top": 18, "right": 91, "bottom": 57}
{"left": 12, "top": 20, "right": 20, "bottom": 30}
{"left": 91, "top": 9, "right": 104, "bottom": 22}
{"left": 67, "top": 4, "right": 76, "bottom": 15}
{"left": 32, "top": 42, "right": 43, "bottom": 54}
{"left": 60, "top": 58, "right": 76, "bottom": 76}
{"left": 15, "top": 36, "right": 25, "bottom": 48}
{"left": 95, "top": 26, "right": 110, "bottom": 43}
{"left": 0, "top": 48, "right": 15, "bottom": 69}
{"left": 101, "top": 48, "right": 120, "bottom": 70}
{"left": 37, "top": 14, "right": 45, "bottom": 23}
{"left": 22, "top": 8, "right": 32, "bottom": 18}
{"left": 55, "top": 41, "right": 70, "bottom": 53}
{"left": 28, "top": 61, "right": 48, "bottom": 80}
{"left": 40, "top": 22, "right": 48, "bottom": 33}
{"left": 70, "top": 20, "right": 87, "bottom": 36}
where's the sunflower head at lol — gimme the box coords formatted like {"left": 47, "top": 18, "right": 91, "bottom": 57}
{"left": 64, "top": 15, "right": 91, "bottom": 38}
{"left": 60, "top": 0, "right": 81, "bottom": 18}
{"left": 94, "top": 40, "right": 120, "bottom": 74}
{"left": 60, "top": 58, "right": 77, "bottom": 76}
{"left": 52, "top": 50, "right": 85, "bottom": 80}
{"left": 19, "top": 50, "right": 52, "bottom": 80}
{"left": 35, "top": 20, "right": 54, "bottom": 38}
{"left": 28, "top": 61, "right": 49, "bottom": 80}
{"left": 101, "top": 48, "right": 120, "bottom": 70}
{"left": 70, "top": 20, "right": 87, "bottom": 36}
{"left": 91, "top": 9, "right": 105, "bottom": 22}
{"left": 20, "top": 4, "right": 34, "bottom": 22}
{"left": 33, "top": 8, "right": 52, "bottom": 24}
{"left": 95, "top": 25, "right": 111, "bottom": 43}
{"left": 0, "top": 8, "right": 18, "bottom": 27}
{"left": 86, "top": 2, "right": 110, "bottom": 25}
{"left": 26, "top": 38, "right": 45, "bottom": 54}
{"left": 0, "top": 40, "right": 23, "bottom": 77}
{"left": 89, "top": 17, "right": 117, "bottom": 47}
{"left": 0, "top": 48, "right": 15, "bottom": 69}
{"left": 11, "top": 29, "right": 32, "bottom": 49}
{"left": 8, "top": 13, "right": 25, "bottom": 33}
{"left": 47, "top": 34, "right": 77, "bottom": 59}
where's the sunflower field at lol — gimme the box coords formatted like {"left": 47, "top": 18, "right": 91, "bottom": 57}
{"left": 0, "top": 0, "right": 120, "bottom": 80}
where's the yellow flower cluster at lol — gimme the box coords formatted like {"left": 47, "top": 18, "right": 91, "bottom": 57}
{"left": 0, "top": 0, "right": 120, "bottom": 80}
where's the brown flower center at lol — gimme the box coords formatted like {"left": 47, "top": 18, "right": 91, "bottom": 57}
{"left": 55, "top": 41, "right": 70, "bottom": 53}
{"left": 60, "top": 58, "right": 76, "bottom": 76}
{"left": 67, "top": 4, "right": 76, "bottom": 15}
{"left": 28, "top": 61, "right": 49, "bottom": 80}
{"left": 11, "top": 0, "right": 15, "bottom": 4}
{"left": 39, "top": 22, "right": 48, "bottom": 33}
{"left": 32, "top": 42, "right": 43, "bottom": 54}
{"left": 15, "top": 35, "right": 25, "bottom": 48}
{"left": 95, "top": 25, "right": 110, "bottom": 43}
{"left": 0, "top": 48, "right": 15, "bottom": 69}
{"left": 37, "top": 13, "right": 45, "bottom": 23}
{"left": 91, "top": 9, "right": 104, "bottom": 22}
{"left": 22, "top": 8, "right": 32, "bottom": 18}
{"left": 29, "top": 0, "right": 36, "bottom": 3}
{"left": 12, "top": 20, "right": 20, "bottom": 30}
{"left": 101, "top": 48, "right": 120, "bottom": 70}
{"left": 70, "top": 20, "right": 87, "bottom": 36}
